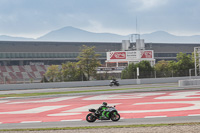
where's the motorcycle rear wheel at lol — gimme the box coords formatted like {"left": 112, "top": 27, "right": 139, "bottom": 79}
{"left": 86, "top": 113, "right": 97, "bottom": 122}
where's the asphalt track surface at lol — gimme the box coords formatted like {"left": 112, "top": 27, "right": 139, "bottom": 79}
{"left": 1, "top": 83, "right": 200, "bottom": 129}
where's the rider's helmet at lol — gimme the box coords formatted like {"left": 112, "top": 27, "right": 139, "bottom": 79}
{"left": 102, "top": 102, "right": 107, "bottom": 106}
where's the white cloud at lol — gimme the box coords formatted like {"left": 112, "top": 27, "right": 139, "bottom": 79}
{"left": 0, "top": 0, "right": 199, "bottom": 37}
{"left": 130, "top": 0, "right": 169, "bottom": 11}
{"left": 141, "top": 0, "right": 168, "bottom": 8}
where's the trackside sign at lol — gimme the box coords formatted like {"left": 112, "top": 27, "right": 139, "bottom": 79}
{"left": 110, "top": 52, "right": 126, "bottom": 59}
{"left": 107, "top": 50, "right": 154, "bottom": 61}
{"left": 141, "top": 51, "right": 153, "bottom": 58}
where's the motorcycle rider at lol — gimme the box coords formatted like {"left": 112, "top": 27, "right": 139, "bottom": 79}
{"left": 97, "top": 102, "right": 110, "bottom": 119}
{"left": 110, "top": 78, "right": 119, "bottom": 86}
{"left": 111, "top": 78, "right": 116, "bottom": 83}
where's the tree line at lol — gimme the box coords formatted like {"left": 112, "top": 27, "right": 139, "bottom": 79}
{"left": 121, "top": 52, "right": 195, "bottom": 79}
{"left": 43, "top": 45, "right": 100, "bottom": 82}
{"left": 43, "top": 45, "right": 195, "bottom": 82}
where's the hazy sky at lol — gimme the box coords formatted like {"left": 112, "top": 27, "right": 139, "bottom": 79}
{"left": 0, "top": 0, "right": 199, "bottom": 38}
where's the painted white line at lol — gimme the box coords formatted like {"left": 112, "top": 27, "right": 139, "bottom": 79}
{"left": 155, "top": 91, "right": 200, "bottom": 99}
{"left": 64, "top": 103, "right": 120, "bottom": 113}
{"left": 8, "top": 96, "right": 82, "bottom": 104}
{"left": 83, "top": 93, "right": 165, "bottom": 100}
{"left": 144, "top": 116, "right": 167, "bottom": 118}
{"left": 0, "top": 100, "right": 9, "bottom": 103}
{"left": 0, "top": 105, "right": 68, "bottom": 114}
{"left": 48, "top": 113, "right": 81, "bottom": 116}
{"left": 21, "top": 121, "right": 42, "bottom": 123}
{"left": 5, "top": 97, "right": 17, "bottom": 99}
{"left": 188, "top": 114, "right": 200, "bottom": 116}
{"left": 61, "top": 119, "right": 82, "bottom": 122}
{"left": 120, "top": 101, "right": 200, "bottom": 114}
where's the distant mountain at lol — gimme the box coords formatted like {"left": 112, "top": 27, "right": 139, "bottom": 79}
{"left": 37, "top": 26, "right": 128, "bottom": 42}
{"left": 141, "top": 31, "right": 200, "bottom": 43}
{"left": 0, "top": 26, "right": 199, "bottom": 43}
{"left": 0, "top": 35, "right": 35, "bottom": 41}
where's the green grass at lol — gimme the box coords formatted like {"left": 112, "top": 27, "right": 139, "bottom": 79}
{"left": 0, "top": 86, "right": 177, "bottom": 98}
{"left": 0, "top": 122, "right": 199, "bottom": 131}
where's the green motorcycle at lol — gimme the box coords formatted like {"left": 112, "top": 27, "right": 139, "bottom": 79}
{"left": 86, "top": 105, "right": 120, "bottom": 122}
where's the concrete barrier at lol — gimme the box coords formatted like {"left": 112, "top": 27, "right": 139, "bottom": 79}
{"left": 0, "top": 76, "right": 200, "bottom": 91}
{"left": 179, "top": 78, "right": 200, "bottom": 87}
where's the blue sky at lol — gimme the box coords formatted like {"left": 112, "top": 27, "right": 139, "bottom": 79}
{"left": 0, "top": 0, "right": 199, "bottom": 38}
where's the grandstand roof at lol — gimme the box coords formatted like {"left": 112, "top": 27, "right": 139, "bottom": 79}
{"left": 145, "top": 43, "right": 200, "bottom": 53}
{"left": 0, "top": 41, "right": 121, "bottom": 52}
{"left": 0, "top": 41, "right": 199, "bottom": 53}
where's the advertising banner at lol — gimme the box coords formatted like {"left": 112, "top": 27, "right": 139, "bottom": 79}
{"left": 141, "top": 51, "right": 153, "bottom": 58}
{"left": 127, "top": 51, "right": 140, "bottom": 60}
{"left": 109, "top": 52, "right": 126, "bottom": 60}
{"left": 107, "top": 50, "right": 153, "bottom": 61}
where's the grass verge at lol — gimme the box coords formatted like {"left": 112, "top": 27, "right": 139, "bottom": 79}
{"left": 0, "top": 86, "right": 176, "bottom": 97}
{"left": 0, "top": 122, "right": 199, "bottom": 131}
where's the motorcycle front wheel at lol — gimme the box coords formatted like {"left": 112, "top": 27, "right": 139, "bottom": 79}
{"left": 110, "top": 112, "right": 120, "bottom": 121}
{"left": 86, "top": 113, "right": 97, "bottom": 122}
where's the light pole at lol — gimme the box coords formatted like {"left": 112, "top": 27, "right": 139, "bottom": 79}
{"left": 194, "top": 47, "right": 200, "bottom": 77}
{"left": 137, "top": 67, "right": 139, "bottom": 79}
{"left": 189, "top": 68, "right": 195, "bottom": 79}
{"left": 189, "top": 69, "right": 192, "bottom": 79}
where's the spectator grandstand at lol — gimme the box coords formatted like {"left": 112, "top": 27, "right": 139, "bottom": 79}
{"left": 0, "top": 65, "right": 49, "bottom": 84}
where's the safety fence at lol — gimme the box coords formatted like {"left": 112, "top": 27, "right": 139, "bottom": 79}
{"left": 0, "top": 65, "right": 198, "bottom": 84}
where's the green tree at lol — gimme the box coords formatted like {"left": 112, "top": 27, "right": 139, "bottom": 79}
{"left": 154, "top": 53, "right": 194, "bottom": 77}
{"left": 154, "top": 60, "right": 173, "bottom": 77}
{"left": 154, "top": 60, "right": 169, "bottom": 72}
{"left": 168, "top": 60, "right": 177, "bottom": 76}
{"left": 176, "top": 52, "right": 194, "bottom": 76}
{"left": 45, "top": 65, "right": 60, "bottom": 82}
{"left": 77, "top": 45, "right": 101, "bottom": 80}
{"left": 168, "top": 60, "right": 177, "bottom": 71}
{"left": 135, "top": 60, "right": 154, "bottom": 78}
{"left": 121, "top": 63, "right": 136, "bottom": 79}
{"left": 135, "top": 60, "right": 154, "bottom": 71}
{"left": 121, "top": 61, "right": 154, "bottom": 79}
{"left": 61, "top": 62, "right": 84, "bottom": 81}
{"left": 41, "top": 75, "right": 49, "bottom": 83}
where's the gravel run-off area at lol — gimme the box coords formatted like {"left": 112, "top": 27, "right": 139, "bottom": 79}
{"left": 1, "top": 125, "right": 200, "bottom": 133}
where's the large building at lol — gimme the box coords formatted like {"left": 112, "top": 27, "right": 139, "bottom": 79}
{"left": 0, "top": 41, "right": 119, "bottom": 66}
{"left": 0, "top": 40, "right": 199, "bottom": 66}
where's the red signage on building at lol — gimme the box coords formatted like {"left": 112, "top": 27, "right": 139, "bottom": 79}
{"left": 110, "top": 52, "right": 126, "bottom": 59}
{"left": 141, "top": 51, "right": 152, "bottom": 58}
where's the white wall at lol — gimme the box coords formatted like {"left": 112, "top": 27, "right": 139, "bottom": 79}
{"left": 1, "top": 76, "right": 199, "bottom": 91}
